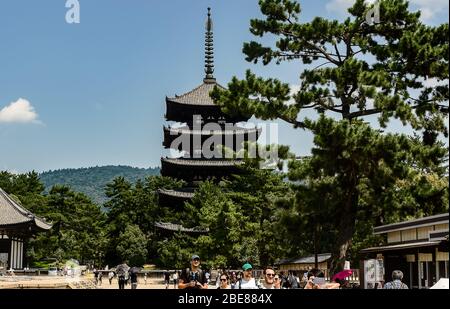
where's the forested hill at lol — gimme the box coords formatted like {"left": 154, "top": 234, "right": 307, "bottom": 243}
{"left": 39, "top": 166, "right": 160, "bottom": 205}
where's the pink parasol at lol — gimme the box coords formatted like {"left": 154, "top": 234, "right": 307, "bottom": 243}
{"left": 332, "top": 269, "right": 353, "bottom": 282}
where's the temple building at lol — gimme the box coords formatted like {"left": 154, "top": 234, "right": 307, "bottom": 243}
{"left": 156, "top": 8, "right": 260, "bottom": 232}
{"left": 361, "top": 213, "right": 449, "bottom": 289}
{"left": 0, "top": 188, "right": 52, "bottom": 270}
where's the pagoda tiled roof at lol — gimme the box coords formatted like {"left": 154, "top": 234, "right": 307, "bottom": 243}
{"left": 161, "top": 158, "right": 243, "bottom": 167}
{"left": 154, "top": 222, "right": 209, "bottom": 233}
{"left": 166, "top": 81, "right": 226, "bottom": 106}
{"left": 0, "top": 188, "right": 52, "bottom": 230}
{"left": 164, "top": 126, "right": 261, "bottom": 136}
{"left": 158, "top": 189, "right": 195, "bottom": 199}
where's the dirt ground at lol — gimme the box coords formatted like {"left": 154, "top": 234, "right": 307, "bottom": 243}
{"left": 0, "top": 275, "right": 188, "bottom": 289}
{"left": 96, "top": 278, "right": 180, "bottom": 289}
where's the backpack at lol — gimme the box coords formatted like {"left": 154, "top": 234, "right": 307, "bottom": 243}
{"left": 116, "top": 268, "right": 126, "bottom": 279}
{"left": 185, "top": 268, "right": 204, "bottom": 283}
{"left": 233, "top": 278, "right": 244, "bottom": 289}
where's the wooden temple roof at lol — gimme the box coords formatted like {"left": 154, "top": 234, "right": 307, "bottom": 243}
{"left": 154, "top": 222, "right": 209, "bottom": 234}
{"left": 163, "top": 125, "right": 261, "bottom": 136}
{"left": 166, "top": 81, "right": 225, "bottom": 107}
{"left": 0, "top": 188, "right": 52, "bottom": 231}
{"left": 158, "top": 188, "right": 196, "bottom": 208}
{"left": 162, "top": 125, "right": 261, "bottom": 152}
{"left": 158, "top": 189, "right": 195, "bottom": 199}
{"left": 161, "top": 157, "right": 243, "bottom": 167}
{"left": 160, "top": 158, "right": 243, "bottom": 183}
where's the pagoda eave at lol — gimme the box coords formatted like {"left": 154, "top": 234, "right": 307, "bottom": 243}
{"left": 161, "top": 157, "right": 243, "bottom": 167}
{"left": 165, "top": 99, "right": 249, "bottom": 123}
{"left": 162, "top": 126, "right": 262, "bottom": 151}
{"left": 158, "top": 189, "right": 195, "bottom": 207}
{"left": 163, "top": 126, "right": 261, "bottom": 136}
{"left": 155, "top": 222, "right": 209, "bottom": 234}
{"left": 160, "top": 158, "right": 243, "bottom": 181}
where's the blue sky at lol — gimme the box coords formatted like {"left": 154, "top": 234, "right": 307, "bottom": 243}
{"left": 0, "top": 0, "right": 448, "bottom": 173}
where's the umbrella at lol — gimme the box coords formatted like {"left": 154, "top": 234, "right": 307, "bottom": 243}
{"left": 332, "top": 269, "right": 353, "bottom": 282}
{"left": 430, "top": 278, "right": 449, "bottom": 289}
{"left": 129, "top": 266, "right": 140, "bottom": 274}
{"left": 115, "top": 263, "right": 130, "bottom": 276}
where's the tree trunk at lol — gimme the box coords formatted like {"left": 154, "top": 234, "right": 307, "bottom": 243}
{"left": 314, "top": 223, "right": 319, "bottom": 269}
{"left": 329, "top": 191, "right": 358, "bottom": 277}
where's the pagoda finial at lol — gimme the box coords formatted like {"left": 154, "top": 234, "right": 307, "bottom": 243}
{"left": 204, "top": 7, "right": 215, "bottom": 83}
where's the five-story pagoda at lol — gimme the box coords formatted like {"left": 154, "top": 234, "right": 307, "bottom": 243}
{"left": 158, "top": 8, "right": 260, "bottom": 215}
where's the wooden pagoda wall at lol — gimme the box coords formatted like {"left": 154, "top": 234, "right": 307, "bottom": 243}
{"left": 0, "top": 234, "right": 24, "bottom": 270}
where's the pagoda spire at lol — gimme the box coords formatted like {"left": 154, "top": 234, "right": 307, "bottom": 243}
{"left": 204, "top": 7, "right": 215, "bottom": 83}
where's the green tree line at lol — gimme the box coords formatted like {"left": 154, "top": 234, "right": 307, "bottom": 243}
{"left": 39, "top": 166, "right": 160, "bottom": 206}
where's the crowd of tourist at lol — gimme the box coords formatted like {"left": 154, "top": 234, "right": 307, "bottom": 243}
{"left": 176, "top": 255, "right": 355, "bottom": 290}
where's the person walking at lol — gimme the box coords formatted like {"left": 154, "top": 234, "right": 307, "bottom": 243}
{"left": 164, "top": 270, "right": 171, "bottom": 289}
{"left": 173, "top": 271, "right": 178, "bottom": 289}
{"left": 205, "top": 270, "right": 211, "bottom": 285}
{"left": 93, "top": 269, "right": 98, "bottom": 285}
{"left": 178, "top": 255, "right": 208, "bottom": 289}
{"left": 288, "top": 271, "right": 300, "bottom": 289}
{"left": 108, "top": 271, "right": 115, "bottom": 285}
{"left": 304, "top": 269, "right": 340, "bottom": 289}
{"left": 273, "top": 274, "right": 282, "bottom": 289}
{"left": 279, "top": 271, "right": 291, "bottom": 289}
{"left": 383, "top": 270, "right": 409, "bottom": 289}
{"left": 238, "top": 263, "right": 258, "bottom": 289}
{"left": 230, "top": 272, "right": 238, "bottom": 289}
{"left": 129, "top": 267, "right": 139, "bottom": 290}
{"left": 259, "top": 267, "right": 276, "bottom": 289}
{"left": 116, "top": 261, "right": 129, "bottom": 290}
{"left": 218, "top": 273, "right": 231, "bottom": 289}
{"left": 97, "top": 270, "right": 103, "bottom": 286}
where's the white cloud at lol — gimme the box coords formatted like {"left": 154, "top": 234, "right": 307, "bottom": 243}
{"left": 326, "top": 0, "right": 376, "bottom": 16}
{"left": 0, "top": 98, "right": 41, "bottom": 124}
{"left": 286, "top": 85, "right": 301, "bottom": 106}
{"left": 410, "top": 0, "right": 449, "bottom": 23}
{"left": 423, "top": 78, "right": 447, "bottom": 88}
{"left": 326, "top": 0, "right": 355, "bottom": 16}
{"left": 326, "top": 0, "right": 448, "bottom": 22}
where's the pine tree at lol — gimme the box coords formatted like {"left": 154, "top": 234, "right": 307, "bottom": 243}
{"left": 211, "top": 0, "right": 449, "bottom": 275}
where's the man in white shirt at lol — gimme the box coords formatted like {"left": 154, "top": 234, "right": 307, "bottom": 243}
{"left": 239, "top": 263, "right": 258, "bottom": 289}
